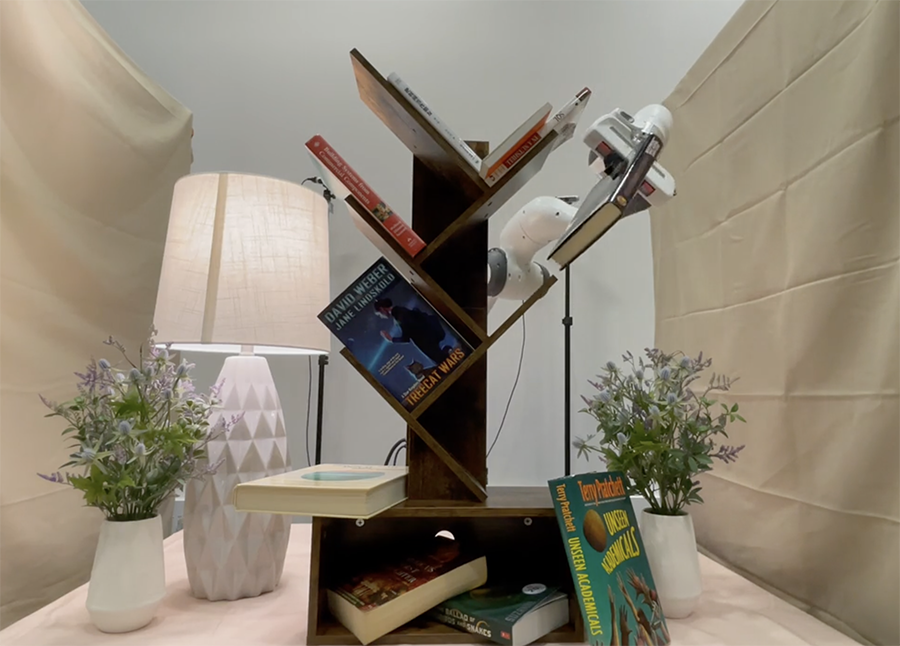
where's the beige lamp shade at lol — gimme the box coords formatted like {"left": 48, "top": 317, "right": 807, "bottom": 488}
{"left": 153, "top": 172, "right": 330, "bottom": 354}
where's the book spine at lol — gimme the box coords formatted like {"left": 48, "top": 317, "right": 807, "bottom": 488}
{"left": 305, "top": 135, "right": 425, "bottom": 256}
{"left": 388, "top": 73, "right": 483, "bottom": 173}
{"left": 483, "top": 131, "right": 542, "bottom": 186}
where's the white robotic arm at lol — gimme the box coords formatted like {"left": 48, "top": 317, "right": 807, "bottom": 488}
{"left": 488, "top": 104, "right": 676, "bottom": 308}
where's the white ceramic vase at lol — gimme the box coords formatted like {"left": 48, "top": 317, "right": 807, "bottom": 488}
{"left": 640, "top": 509, "right": 702, "bottom": 619}
{"left": 183, "top": 353, "right": 291, "bottom": 601}
{"left": 86, "top": 515, "right": 165, "bottom": 633}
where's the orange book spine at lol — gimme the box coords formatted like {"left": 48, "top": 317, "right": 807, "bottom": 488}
{"left": 306, "top": 135, "right": 425, "bottom": 257}
{"left": 484, "top": 131, "right": 543, "bottom": 186}
{"left": 483, "top": 121, "right": 546, "bottom": 178}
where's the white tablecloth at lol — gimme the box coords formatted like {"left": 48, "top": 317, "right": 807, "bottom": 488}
{"left": 0, "top": 524, "right": 859, "bottom": 645}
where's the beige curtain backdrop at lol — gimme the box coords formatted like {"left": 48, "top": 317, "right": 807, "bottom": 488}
{"left": 650, "top": 0, "right": 899, "bottom": 644}
{"left": 0, "top": 0, "right": 192, "bottom": 628}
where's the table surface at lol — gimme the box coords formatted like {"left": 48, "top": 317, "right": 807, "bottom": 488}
{"left": 0, "top": 524, "right": 859, "bottom": 646}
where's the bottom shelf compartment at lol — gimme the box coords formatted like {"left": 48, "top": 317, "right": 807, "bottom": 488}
{"left": 313, "top": 612, "right": 583, "bottom": 645}
{"left": 307, "top": 490, "right": 585, "bottom": 645}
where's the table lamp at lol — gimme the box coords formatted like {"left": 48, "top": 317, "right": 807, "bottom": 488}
{"left": 153, "top": 172, "right": 329, "bottom": 601}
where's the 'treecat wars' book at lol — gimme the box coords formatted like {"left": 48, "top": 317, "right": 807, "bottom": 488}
{"left": 548, "top": 471, "right": 670, "bottom": 646}
{"left": 318, "top": 257, "right": 473, "bottom": 412}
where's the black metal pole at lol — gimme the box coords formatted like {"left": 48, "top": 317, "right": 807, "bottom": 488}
{"left": 314, "top": 354, "right": 329, "bottom": 465}
{"left": 563, "top": 265, "right": 572, "bottom": 475}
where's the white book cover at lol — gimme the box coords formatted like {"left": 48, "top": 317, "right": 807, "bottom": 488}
{"left": 388, "top": 72, "right": 482, "bottom": 172}
{"left": 241, "top": 463, "right": 407, "bottom": 492}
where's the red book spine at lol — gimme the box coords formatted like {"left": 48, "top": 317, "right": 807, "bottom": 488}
{"left": 305, "top": 135, "right": 425, "bottom": 256}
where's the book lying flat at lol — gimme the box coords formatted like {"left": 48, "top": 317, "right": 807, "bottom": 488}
{"left": 431, "top": 583, "right": 570, "bottom": 646}
{"left": 328, "top": 536, "right": 488, "bottom": 645}
{"left": 232, "top": 464, "right": 407, "bottom": 519}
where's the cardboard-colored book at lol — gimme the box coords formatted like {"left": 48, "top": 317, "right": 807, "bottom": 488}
{"left": 232, "top": 464, "right": 407, "bottom": 519}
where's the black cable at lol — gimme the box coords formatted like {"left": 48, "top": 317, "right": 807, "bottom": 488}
{"left": 392, "top": 444, "right": 406, "bottom": 466}
{"left": 305, "top": 356, "right": 313, "bottom": 467}
{"left": 487, "top": 311, "right": 526, "bottom": 458}
{"left": 384, "top": 438, "right": 406, "bottom": 466}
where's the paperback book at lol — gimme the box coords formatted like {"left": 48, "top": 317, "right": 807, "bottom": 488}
{"left": 305, "top": 134, "right": 425, "bottom": 256}
{"left": 431, "top": 583, "right": 569, "bottom": 646}
{"left": 328, "top": 535, "right": 488, "bottom": 644}
{"left": 548, "top": 471, "right": 670, "bottom": 646}
{"left": 318, "top": 257, "right": 472, "bottom": 412}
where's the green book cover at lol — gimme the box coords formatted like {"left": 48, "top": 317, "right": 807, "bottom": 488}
{"left": 548, "top": 471, "right": 670, "bottom": 646}
{"left": 430, "top": 583, "right": 565, "bottom": 645}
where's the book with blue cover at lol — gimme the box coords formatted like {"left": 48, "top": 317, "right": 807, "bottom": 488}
{"left": 548, "top": 471, "right": 670, "bottom": 646}
{"left": 318, "top": 257, "right": 472, "bottom": 411}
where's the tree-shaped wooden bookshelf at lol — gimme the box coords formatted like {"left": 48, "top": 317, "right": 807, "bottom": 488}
{"left": 307, "top": 49, "right": 584, "bottom": 645}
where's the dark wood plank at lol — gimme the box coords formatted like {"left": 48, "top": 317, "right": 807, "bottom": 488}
{"left": 350, "top": 49, "right": 485, "bottom": 203}
{"left": 307, "top": 517, "right": 325, "bottom": 644}
{"left": 407, "top": 143, "right": 490, "bottom": 502}
{"left": 409, "top": 274, "right": 558, "bottom": 419}
{"left": 417, "top": 131, "right": 559, "bottom": 262}
{"left": 312, "top": 620, "right": 582, "bottom": 645}
{"left": 382, "top": 486, "right": 556, "bottom": 517}
{"left": 344, "top": 196, "right": 487, "bottom": 344}
{"left": 339, "top": 348, "right": 487, "bottom": 501}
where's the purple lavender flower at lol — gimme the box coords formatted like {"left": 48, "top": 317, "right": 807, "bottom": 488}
{"left": 38, "top": 472, "right": 65, "bottom": 484}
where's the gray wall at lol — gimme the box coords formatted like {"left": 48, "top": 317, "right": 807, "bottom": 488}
{"left": 84, "top": 0, "right": 741, "bottom": 483}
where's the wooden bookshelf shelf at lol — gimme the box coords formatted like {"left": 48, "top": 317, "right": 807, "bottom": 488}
{"left": 308, "top": 49, "right": 580, "bottom": 645}
{"left": 351, "top": 49, "right": 486, "bottom": 203}
{"left": 307, "top": 488, "right": 585, "bottom": 645}
{"left": 417, "top": 131, "right": 559, "bottom": 263}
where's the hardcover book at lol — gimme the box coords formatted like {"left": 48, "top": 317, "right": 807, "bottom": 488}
{"left": 318, "top": 257, "right": 473, "bottom": 412}
{"left": 232, "top": 463, "right": 407, "bottom": 519}
{"left": 548, "top": 471, "right": 670, "bottom": 646}
{"left": 305, "top": 134, "right": 426, "bottom": 256}
{"left": 328, "top": 536, "right": 488, "bottom": 644}
{"left": 431, "top": 583, "right": 569, "bottom": 646}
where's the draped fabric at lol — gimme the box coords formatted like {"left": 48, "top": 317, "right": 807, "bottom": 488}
{"left": 650, "top": 1, "right": 899, "bottom": 643}
{"left": 0, "top": 0, "right": 192, "bottom": 627}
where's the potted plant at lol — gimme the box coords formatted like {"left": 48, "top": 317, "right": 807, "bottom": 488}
{"left": 575, "top": 348, "right": 745, "bottom": 619}
{"left": 38, "top": 331, "right": 236, "bottom": 633}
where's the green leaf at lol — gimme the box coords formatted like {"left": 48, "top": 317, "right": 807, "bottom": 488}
{"left": 731, "top": 403, "right": 739, "bottom": 412}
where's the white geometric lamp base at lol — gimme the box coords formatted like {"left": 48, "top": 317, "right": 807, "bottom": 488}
{"left": 182, "top": 353, "right": 292, "bottom": 601}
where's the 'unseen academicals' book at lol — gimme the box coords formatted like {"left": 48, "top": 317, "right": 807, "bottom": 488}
{"left": 548, "top": 471, "right": 670, "bottom": 646}
{"left": 318, "top": 257, "right": 472, "bottom": 412}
